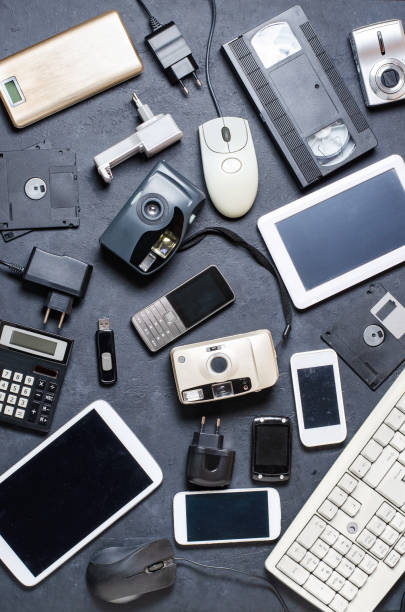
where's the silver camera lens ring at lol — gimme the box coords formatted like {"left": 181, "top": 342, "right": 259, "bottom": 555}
{"left": 207, "top": 353, "right": 231, "bottom": 375}
{"left": 370, "top": 59, "right": 405, "bottom": 99}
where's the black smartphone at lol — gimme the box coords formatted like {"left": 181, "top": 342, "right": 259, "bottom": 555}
{"left": 251, "top": 416, "right": 291, "bottom": 482}
{"left": 131, "top": 266, "right": 235, "bottom": 351}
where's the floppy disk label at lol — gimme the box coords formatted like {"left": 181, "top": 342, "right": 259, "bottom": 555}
{"left": 371, "top": 292, "right": 405, "bottom": 339}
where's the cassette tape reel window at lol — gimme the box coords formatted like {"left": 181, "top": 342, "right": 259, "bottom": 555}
{"left": 251, "top": 20, "right": 355, "bottom": 167}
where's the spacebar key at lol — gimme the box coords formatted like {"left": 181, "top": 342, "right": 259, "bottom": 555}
{"left": 304, "top": 575, "right": 335, "bottom": 605}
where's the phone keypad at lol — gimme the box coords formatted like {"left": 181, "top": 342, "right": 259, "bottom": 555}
{"left": 132, "top": 297, "right": 186, "bottom": 351}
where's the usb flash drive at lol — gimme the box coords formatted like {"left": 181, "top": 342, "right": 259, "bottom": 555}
{"left": 96, "top": 318, "right": 117, "bottom": 385}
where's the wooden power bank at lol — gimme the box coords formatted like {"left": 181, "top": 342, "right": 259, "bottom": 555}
{"left": 0, "top": 11, "right": 143, "bottom": 128}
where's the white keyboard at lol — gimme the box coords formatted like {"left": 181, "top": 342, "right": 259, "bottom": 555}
{"left": 266, "top": 368, "right": 405, "bottom": 612}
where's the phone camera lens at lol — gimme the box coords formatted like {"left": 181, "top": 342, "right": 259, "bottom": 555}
{"left": 210, "top": 356, "right": 228, "bottom": 373}
{"left": 142, "top": 199, "right": 163, "bottom": 221}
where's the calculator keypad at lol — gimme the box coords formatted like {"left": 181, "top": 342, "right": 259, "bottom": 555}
{"left": 0, "top": 368, "right": 58, "bottom": 431}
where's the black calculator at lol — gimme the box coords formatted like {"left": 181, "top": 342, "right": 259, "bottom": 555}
{"left": 0, "top": 320, "right": 73, "bottom": 433}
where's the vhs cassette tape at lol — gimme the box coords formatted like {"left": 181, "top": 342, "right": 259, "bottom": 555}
{"left": 222, "top": 5, "right": 377, "bottom": 188}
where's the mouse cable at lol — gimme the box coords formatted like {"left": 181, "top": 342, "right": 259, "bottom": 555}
{"left": 179, "top": 226, "right": 292, "bottom": 341}
{"left": 401, "top": 591, "right": 405, "bottom": 612}
{"left": 206, "top": 0, "right": 223, "bottom": 117}
{"left": 174, "top": 557, "right": 290, "bottom": 612}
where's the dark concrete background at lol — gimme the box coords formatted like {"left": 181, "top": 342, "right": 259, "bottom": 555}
{"left": 0, "top": 0, "right": 404, "bottom": 610}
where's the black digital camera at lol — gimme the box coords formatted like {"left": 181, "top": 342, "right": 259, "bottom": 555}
{"left": 99, "top": 161, "right": 205, "bottom": 275}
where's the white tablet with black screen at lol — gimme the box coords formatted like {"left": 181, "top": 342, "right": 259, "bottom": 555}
{"left": 258, "top": 155, "right": 405, "bottom": 309}
{"left": 0, "top": 400, "right": 163, "bottom": 586}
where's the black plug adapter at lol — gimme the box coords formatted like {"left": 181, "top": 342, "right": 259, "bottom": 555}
{"left": 186, "top": 417, "right": 235, "bottom": 488}
{"left": 22, "top": 247, "right": 93, "bottom": 328}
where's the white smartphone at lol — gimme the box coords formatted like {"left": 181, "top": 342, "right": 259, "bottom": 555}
{"left": 173, "top": 488, "right": 281, "bottom": 546}
{"left": 290, "top": 349, "right": 347, "bottom": 447}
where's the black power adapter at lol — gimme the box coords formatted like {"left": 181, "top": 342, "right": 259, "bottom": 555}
{"left": 186, "top": 417, "right": 235, "bottom": 488}
{"left": 136, "top": 0, "right": 202, "bottom": 95}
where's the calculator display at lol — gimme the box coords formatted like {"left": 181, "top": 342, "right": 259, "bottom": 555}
{"left": 10, "top": 331, "right": 57, "bottom": 356}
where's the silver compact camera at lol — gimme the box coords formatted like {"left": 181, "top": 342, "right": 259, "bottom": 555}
{"left": 170, "top": 330, "right": 279, "bottom": 404}
{"left": 350, "top": 20, "right": 405, "bottom": 106}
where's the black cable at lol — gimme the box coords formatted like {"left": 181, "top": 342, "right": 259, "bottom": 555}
{"left": 174, "top": 557, "right": 289, "bottom": 612}
{"left": 135, "top": 0, "right": 162, "bottom": 32}
{"left": 401, "top": 591, "right": 405, "bottom": 612}
{"left": 0, "top": 258, "right": 25, "bottom": 276}
{"left": 206, "top": 0, "right": 222, "bottom": 117}
{"left": 179, "top": 227, "right": 292, "bottom": 341}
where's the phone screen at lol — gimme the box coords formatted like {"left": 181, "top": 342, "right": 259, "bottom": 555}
{"left": 253, "top": 422, "right": 290, "bottom": 475}
{"left": 185, "top": 491, "right": 269, "bottom": 542}
{"left": 166, "top": 266, "right": 234, "bottom": 328}
{"left": 297, "top": 365, "right": 340, "bottom": 429}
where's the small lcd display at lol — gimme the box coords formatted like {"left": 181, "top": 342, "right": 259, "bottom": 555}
{"left": 10, "top": 330, "right": 57, "bottom": 356}
{"left": 276, "top": 170, "right": 405, "bottom": 290}
{"left": 186, "top": 491, "right": 269, "bottom": 541}
{"left": 167, "top": 267, "right": 234, "bottom": 328}
{"left": 254, "top": 423, "right": 290, "bottom": 474}
{"left": 0, "top": 411, "right": 153, "bottom": 576}
{"left": 297, "top": 365, "right": 340, "bottom": 429}
{"left": 4, "top": 79, "right": 22, "bottom": 104}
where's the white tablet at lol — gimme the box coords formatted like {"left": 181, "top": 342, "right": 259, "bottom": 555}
{"left": 258, "top": 155, "right": 405, "bottom": 309}
{"left": 0, "top": 400, "right": 163, "bottom": 586}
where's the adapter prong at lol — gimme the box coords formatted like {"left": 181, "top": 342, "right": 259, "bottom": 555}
{"left": 58, "top": 312, "right": 65, "bottom": 329}
{"left": 216, "top": 417, "right": 221, "bottom": 434}
{"left": 43, "top": 307, "right": 51, "bottom": 325}
{"left": 200, "top": 416, "right": 206, "bottom": 432}
{"left": 193, "top": 72, "right": 202, "bottom": 87}
{"left": 179, "top": 79, "right": 189, "bottom": 95}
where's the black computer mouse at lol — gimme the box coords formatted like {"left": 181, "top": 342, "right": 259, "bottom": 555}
{"left": 86, "top": 539, "right": 176, "bottom": 604}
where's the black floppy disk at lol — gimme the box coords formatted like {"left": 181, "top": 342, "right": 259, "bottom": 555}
{"left": 0, "top": 148, "right": 79, "bottom": 231}
{"left": 321, "top": 283, "right": 405, "bottom": 390}
{"left": 222, "top": 5, "right": 377, "bottom": 188}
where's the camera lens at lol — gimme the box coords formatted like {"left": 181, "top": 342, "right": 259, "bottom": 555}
{"left": 210, "top": 356, "right": 229, "bottom": 373}
{"left": 381, "top": 68, "right": 401, "bottom": 88}
{"left": 142, "top": 199, "right": 163, "bottom": 221}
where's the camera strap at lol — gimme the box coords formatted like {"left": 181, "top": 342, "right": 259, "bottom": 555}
{"left": 179, "top": 226, "right": 292, "bottom": 342}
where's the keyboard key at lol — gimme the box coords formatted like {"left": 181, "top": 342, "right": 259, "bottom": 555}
{"left": 21, "top": 386, "right": 31, "bottom": 397}
{"left": 304, "top": 575, "right": 335, "bottom": 605}
{"left": 27, "top": 407, "right": 38, "bottom": 423}
{"left": 396, "top": 394, "right": 405, "bottom": 413}
{"left": 7, "top": 394, "right": 16, "bottom": 405}
{"left": 47, "top": 382, "right": 57, "bottom": 393}
{"left": 330, "top": 594, "right": 348, "bottom": 612}
{"left": 302, "top": 551, "right": 319, "bottom": 572}
{"left": 395, "top": 537, "right": 405, "bottom": 554}
{"left": 297, "top": 517, "right": 326, "bottom": 549}
{"left": 341, "top": 497, "right": 361, "bottom": 517}
{"left": 2, "top": 369, "right": 11, "bottom": 379}
{"left": 333, "top": 535, "right": 351, "bottom": 556}
{"left": 374, "top": 423, "right": 394, "bottom": 446}
{"left": 287, "top": 542, "right": 306, "bottom": 563}
{"left": 376, "top": 502, "right": 396, "bottom": 522}
{"left": 340, "top": 580, "right": 358, "bottom": 602}
{"left": 10, "top": 383, "right": 20, "bottom": 394}
{"left": 15, "top": 408, "right": 25, "bottom": 419}
{"left": 13, "top": 372, "right": 23, "bottom": 382}
{"left": 36, "top": 379, "right": 46, "bottom": 390}
{"left": 385, "top": 550, "right": 401, "bottom": 568}
{"left": 336, "top": 558, "right": 355, "bottom": 579}
{"left": 33, "top": 391, "right": 43, "bottom": 401}
{"left": 277, "top": 556, "right": 309, "bottom": 585}
{"left": 391, "top": 512, "right": 405, "bottom": 533}
{"left": 18, "top": 397, "right": 27, "bottom": 408}
{"left": 41, "top": 405, "right": 51, "bottom": 415}
{"left": 0, "top": 392, "right": 5, "bottom": 402}
{"left": 349, "top": 567, "right": 368, "bottom": 588}
{"left": 24, "top": 375, "right": 34, "bottom": 386}
{"left": 310, "top": 539, "right": 329, "bottom": 559}
{"left": 313, "top": 561, "right": 333, "bottom": 582}
{"left": 350, "top": 456, "right": 371, "bottom": 478}
{"left": 0, "top": 380, "right": 9, "bottom": 391}
{"left": 0, "top": 403, "right": 2, "bottom": 413}
{"left": 44, "top": 393, "right": 54, "bottom": 404}
{"left": 362, "top": 439, "right": 383, "bottom": 462}
{"left": 320, "top": 526, "right": 339, "bottom": 546}
{"left": 363, "top": 446, "right": 398, "bottom": 488}
{"left": 324, "top": 549, "right": 342, "bottom": 569}
{"left": 385, "top": 408, "right": 405, "bottom": 431}
{"left": 318, "top": 499, "right": 338, "bottom": 520}
{"left": 359, "top": 554, "right": 378, "bottom": 575}
{"left": 380, "top": 524, "right": 399, "bottom": 546}
{"left": 4, "top": 405, "right": 14, "bottom": 416}
{"left": 376, "top": 462, "right": 405, "bottom": 508}
{"left": 367, "top": 516, "right": 385, "bottom": 537}
{"left": 328, "top": 487, "right": 347, "bottom": 507}
{"left": 346, "top": 544, "right": 364, "bottom": 565}
{"left": 326, "top": 571, "right": 345, "bottom": 591}
{"left": 338, "top": 473, "right": 358, "bottom": 494}
{"left": 357, "top": 529, "right": 376, "bottom": 550}
{"left": 370, "top": 538, "right": 389, "bottom": 559}
{"left": 399, "top": 450, "right": 405, "bottom": 466}
{"left": 390, "top": 432, "right": 405, "bottom": 453}
{"left": 38, "top": 415, "right": 49, "bottom": 426}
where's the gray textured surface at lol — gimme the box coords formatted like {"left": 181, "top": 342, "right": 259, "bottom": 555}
{"left": 0, "top": 0, "right": 404, "bottom": 610}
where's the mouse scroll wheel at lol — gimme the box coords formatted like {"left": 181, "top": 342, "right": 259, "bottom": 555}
{"left": 147, "top": 561, "right": 165, "bottom": 573}
{"left": 221, "top": 126, "right": 231, "bottom": 142}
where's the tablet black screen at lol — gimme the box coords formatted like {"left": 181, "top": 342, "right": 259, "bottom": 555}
{"left": 0, "top": 410, "right": 152, "bottom": 576}
{"left": 276, "top": 169, "right": 405, "bottom": 290}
